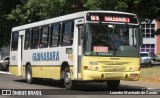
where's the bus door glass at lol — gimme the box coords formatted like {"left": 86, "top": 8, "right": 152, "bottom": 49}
{"left": 78, "top": 25, "right": 84, "bottom": 73}
{"left": 18, "top": 30, "right": 25, "bottom": 76}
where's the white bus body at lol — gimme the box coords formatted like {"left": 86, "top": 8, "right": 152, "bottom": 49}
{"left": 10, "top": 11, "right": 141, "bottom": 89}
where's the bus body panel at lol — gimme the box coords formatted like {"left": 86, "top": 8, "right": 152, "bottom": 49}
{"left": 82, "top": 56, "right": 140, "bottom": 80}
{"left": 22, "top": 46, "right": 74, "bottom": 78}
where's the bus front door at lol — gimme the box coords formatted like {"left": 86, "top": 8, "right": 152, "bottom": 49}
{"left": 17, "top": 31, "right": 25, "bottom": 76}
{"left": 74, "top": 18, "right": 84, "bottom": 80}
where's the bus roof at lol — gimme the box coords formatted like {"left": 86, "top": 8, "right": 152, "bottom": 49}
{"left": 12, "top": 10, "right": 138, "bottom": 32}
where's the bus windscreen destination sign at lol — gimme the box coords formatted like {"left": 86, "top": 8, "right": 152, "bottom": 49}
{"left": 104, "top": 16, "right": 130, "bottom": 23}
{"left": 86, "top": 12, "right": 138, "bottom": 24}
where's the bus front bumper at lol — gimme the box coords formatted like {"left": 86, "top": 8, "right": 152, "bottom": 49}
{"left": 82, "top": 70, "right": 140, "bottom": 81}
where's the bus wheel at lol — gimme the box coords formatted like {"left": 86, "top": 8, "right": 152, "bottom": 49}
{"left": 26, "top": 65, "right": 34, "bottom": 84}
{"left": 0, "top": 64, "right": 3, "bottom": 71}
{"left": 106, "top": 80, "right": 120, "bottom": 90}
{"left": 64, "top": 67, "right": 75, "bottom": 90}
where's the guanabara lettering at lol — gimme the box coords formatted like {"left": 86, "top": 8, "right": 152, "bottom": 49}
{"left": 32, "top": 51, "right": 59, "bottom": 61}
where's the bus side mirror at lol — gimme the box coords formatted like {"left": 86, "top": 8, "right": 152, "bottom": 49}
{"left": 78, "top": 26, "right": 85, "bottom": 39}
{"left": 136, "top": 29, "right": 143, "bottom": 46}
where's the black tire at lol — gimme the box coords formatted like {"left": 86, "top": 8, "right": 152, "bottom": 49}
{"left": 146, "top": 61, "right": 152, "bottom": 67}
{"left": 106, "top": 80, "right": 120, "bottom": 90}
{"left": 5, "top": 61, "right": 9, "bottom": 71}
{"left": 26, "top": 65, "right": 34, "bottom": 84}
{"left": 64, "top": 67, "right": 76, "bottom": 90}
{"left": 150, "top": 61, "right": 153, "bottom": 67}
{"left": 0, "top": 64, "right": 3, "bottom": 71}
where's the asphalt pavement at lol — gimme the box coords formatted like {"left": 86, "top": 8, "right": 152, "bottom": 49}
{"left": 0, "top": 71, "right": 160, "bottom": 98}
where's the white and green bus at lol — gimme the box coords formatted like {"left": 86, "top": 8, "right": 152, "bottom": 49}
{"left": 10, "top": 11, "right": 142, "bottom": 89}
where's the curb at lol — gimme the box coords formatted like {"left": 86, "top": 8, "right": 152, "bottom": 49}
{"left": 0, "top": 71, "right": 11, "bottom": 75}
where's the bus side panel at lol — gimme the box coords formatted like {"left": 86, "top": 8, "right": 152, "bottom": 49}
{"left": 31, "top": 66, "right": 61, "bottom": 79}
{"left": 22, "top": 47, "right": 74, "bottom": 80}
{"left": 10, "top": 51, "right": 19, "bottom": 76}
{"left": 9, "top": 65, "right": 18, "bottom": 76}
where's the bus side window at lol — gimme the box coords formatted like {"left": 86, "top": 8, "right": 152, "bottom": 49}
{"left": 24, "top": 29, "right": 30, "bottom": 50}
{"left": 50, "top": 24, "right": 60, "bottom": 47}
{"left": 61, "top": 21, "right": 74, "bottom": 46}
{"left": 31, "top": 28, "right": 39, "bottom": 49}
{"left": 40, "top": 26, "right": 49, "bottom": 48}
{"left": 11, "top": 32, "right": 19, "bottom": 51}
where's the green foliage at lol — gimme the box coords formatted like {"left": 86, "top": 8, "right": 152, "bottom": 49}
{"left": 7, "top": 0, "right": 160, "bottom": 24}
{"left": 0, "top": 0, "right": 21, "bottom": 48}
{"left": 7, "top": 0, "right": 86, "bottom": 23}
{"left": 0, "top": 0, "right": 160, "bottom": 47}
{"left": 136, "top": 0, "right": 160, "bottom": 20}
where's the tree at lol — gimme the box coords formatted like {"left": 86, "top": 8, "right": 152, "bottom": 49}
{"left": 8, "top": 0, "right": 160, "bottom": 24}
{"left": 1, "top": 0, "right": 160, "bottom": 47}
{"left": 136, "top": 0, "right": 160, "bottom": 20}
{"left": 7, "top": 0, "right": 86, "bottom": 24}
{"left": 0, "top": 0, "right": 21, "bottom": 48}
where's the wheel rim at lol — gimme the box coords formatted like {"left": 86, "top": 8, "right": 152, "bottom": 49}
{"left": 27, "top": 70, "right": 31, "bottom": 81}
{"left": 65, "top": 72, "right": 71, "bottom": 84}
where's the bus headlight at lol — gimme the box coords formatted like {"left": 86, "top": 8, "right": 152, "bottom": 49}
{"left": 129, "top": 67, "right": 140, "bottom": 71}
{"left": 134, "top": 67, "right": 138, "bottom": 71}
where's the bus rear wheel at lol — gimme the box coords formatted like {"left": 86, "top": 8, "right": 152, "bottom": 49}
{"left": 26, "top": 65, "right": 34, "bottom": 84}
{"left": 64, "top": 67, "right": 75, "bottom": 90}
{"left": 106, "top": 80, "right": 120, "bottom": 90}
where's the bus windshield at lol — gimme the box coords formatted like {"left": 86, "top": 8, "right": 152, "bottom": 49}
{"left": 84, "top": 23, "right": 140, "bottom": 57}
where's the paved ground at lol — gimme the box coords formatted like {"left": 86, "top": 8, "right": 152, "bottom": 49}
{"left": 0, "top": 71, "right": 160, "bottom": 90}
{"left": 121, "top": 80, "right": 160, "bottom": 89}
{"left": 0, "top": 71, "right": 159, "bottom": 98}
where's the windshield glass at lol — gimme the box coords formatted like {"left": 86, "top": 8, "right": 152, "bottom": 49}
{"left": 84, "top": 23, "right": 140, "bottom": 57}
{"left": 140, "top": 53, "right": 148, "bottom": 57}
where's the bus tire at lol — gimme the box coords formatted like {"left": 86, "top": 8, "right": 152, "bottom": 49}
{"left": 0, "top": 64, "right": 3, "bottom": 71}
{"left": 106, "top": 80, "right": 120, "bottom": 90}
{"left": 64, "top": 67, "right": 75, "bottom": 90}
{"left": 26, "top": 65, "right": 34, "bottom": 84}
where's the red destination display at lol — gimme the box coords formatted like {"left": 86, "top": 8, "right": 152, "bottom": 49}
{"left": 104, "top": 16, "right": 130, "bottom": 23}
{"left": 86, "top": 12, "right": 138, "bottom": 24}
{"left": 91, "top": 15, "right": 100, "bottom": 21}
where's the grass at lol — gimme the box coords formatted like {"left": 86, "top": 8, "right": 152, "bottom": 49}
{"left": 140, "top": 66, "right": 160, "bottom": 82}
